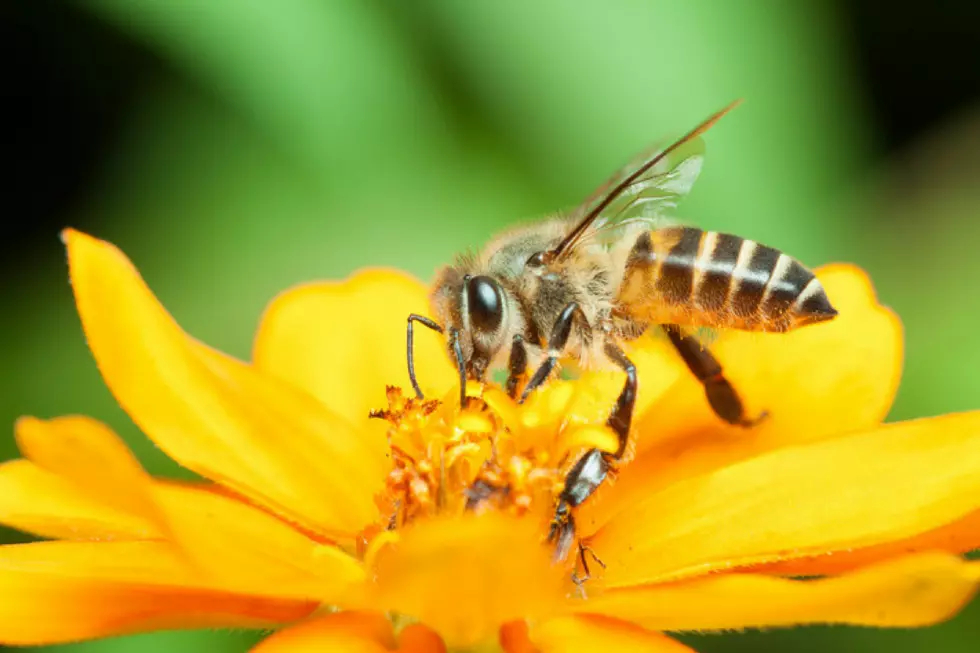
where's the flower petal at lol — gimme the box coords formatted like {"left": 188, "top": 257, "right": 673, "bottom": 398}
{"left": 250, "top": 612, "right": 396, "bottom": 653}
{"left": 581, "top": 265, "right": 903, "bottom": 535}
{"left": 397, "top": 623, "right": 448, "bottom": 653}
{"left": 253, "top": 271, "right": 457, "bottom": 426}
{"left": 64, "top": 229, "right": 381, "bottom": 538}
{"left": 150, "top": 481, "right": 365, "bottom": 601}
{"left": 748, "top": 508, "right": 980, "bottom": 576}
{"left": 368, "top": 513, "right": 565, "bottom": 649}
{"left": 0, "top": 459, "right": 158, "bottom": 540}
{"left": 531, "top": 616, "right": 696, "bottom": 653}
{"left": 579, "top": 552, "right": 980, "bottom": 631}
{"left": 590, "top": 412, "right": 980, "bottom": 587}
{"left": 14, "top": 415, "right": 166, "bottom": 526}
{"left": 0, "top": 540, "right": 314, "bottom": 646}
{"left": 3, "top": 415, "right": 364, "bottom": 600}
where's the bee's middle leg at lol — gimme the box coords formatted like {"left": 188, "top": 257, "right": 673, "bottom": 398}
{"left": 603, "top": 340, "right": 637, "bottom": 457}
{"left": 547, "top": 342, "right": 635, "bottom": 575}
{"left": 662, "top": 324, "right": 766, "bottom": 427}
{"left": 518, "top": 302, "right": 586, "bottom": 404}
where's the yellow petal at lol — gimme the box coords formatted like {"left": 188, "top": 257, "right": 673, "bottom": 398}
{"left": 590, "top": 412, "right": 980, "bottom": 587}
{"left": 531, "top": 616, "right": 696, "bottom": 653}
{"left": 0, "top": 540, "right": 315, "bottom": 646}
{"left": 369, "top": 513, "right": 565, "bottom": 649}
{"left": 0, "top": 459, "right": 158, "bottom": 540}
{"left": 581, "top": 264, "right": 903, "bottom": 535}
{"left": 579, "top": 552, "right": 980, "bottom": 631}
{"left": 14, "top": 415, "right": 165, "bottom": 527}
{"left": 64, "top": 229, "right": 381, "bottom": 538}
{"left": 254, "top": 271, "right": 457, "bottom": 426}
{"left": 749, "top": 508, "right": 980, "bottom": 576}
{"left": 151, "top": 481, "right": 365, "bottom": 601}
{"left": 251, "top": 612, "right": 396, "bottom": 653}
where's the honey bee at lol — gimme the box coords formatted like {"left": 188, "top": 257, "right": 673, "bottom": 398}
{"left": 405, "top": 101, "right": 838, "bottom": 570}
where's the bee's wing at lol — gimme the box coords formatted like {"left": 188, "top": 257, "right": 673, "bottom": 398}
{"left": 574, "top": 138, "right": 704, "bottom": 240}
{"left": 550, "top": 100, "right": 738, "bottom": 260}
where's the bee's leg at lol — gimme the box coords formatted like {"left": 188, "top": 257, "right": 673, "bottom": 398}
{"left": 549, "top": 502, "right": 577, "bottom": 563}
{"left": 505, "top": 334, "right": 528, "bottom": 399}
{"left": 519, "top": 302, "right": 585, "bottom": 404}
{"left": 549, "top": 448, "right": 611, "bottom": 584}
{"left": 661, "top": 324, "right": 767, "bottom": 427}
{"left": 603, "top": 341, "right": 638, "bottom": 457}
{"left": 572, "top": 542, "right": 606, "bottom": 586}
{"left": 449, "top": 327, "right": 467, "bottom": 407}
{"left": 406, "top": 314, "right": 443, "bottom": 399}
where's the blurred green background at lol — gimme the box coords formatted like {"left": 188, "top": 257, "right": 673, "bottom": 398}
{"left": 3, "top": 0, "right": 980, "bottom": 651}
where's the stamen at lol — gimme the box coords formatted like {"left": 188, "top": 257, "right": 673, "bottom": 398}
{"left": 367, "top": 382, "right": 621, "bottom": 587}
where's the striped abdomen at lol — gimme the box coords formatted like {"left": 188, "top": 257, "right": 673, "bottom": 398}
{"left": 617, "top": 226, "right": 837, "bottom": 332}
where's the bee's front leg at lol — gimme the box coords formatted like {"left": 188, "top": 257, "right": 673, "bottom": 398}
{"left": 406, "top": 314, "right": 443, "bottom": 399}
{"left": 505, "top": 334, "right": 528, "bottom": 399}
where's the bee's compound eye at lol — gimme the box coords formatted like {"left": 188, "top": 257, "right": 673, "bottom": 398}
{"left": 465, "top": 275, "right": 504, "bottom": 332}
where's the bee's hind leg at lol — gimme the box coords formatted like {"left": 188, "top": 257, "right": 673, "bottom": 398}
{"left": 661, "top": 324, "right": 767, "bottom": 427}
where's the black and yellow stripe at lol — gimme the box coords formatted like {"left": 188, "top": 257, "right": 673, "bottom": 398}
{"left": 621, "top": 226, "right": 837, "bottom": 332}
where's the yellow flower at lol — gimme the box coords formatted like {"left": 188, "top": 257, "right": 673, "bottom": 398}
{"left": 1, "top": 229, "right": 979, "bottom": 652}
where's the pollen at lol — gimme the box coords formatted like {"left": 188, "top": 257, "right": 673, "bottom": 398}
{"left": 370, "top": 384, "right": 569, "bottom": 536}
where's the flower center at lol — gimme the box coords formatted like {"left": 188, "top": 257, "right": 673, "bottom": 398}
{"left": 370, "top": 385, "right": 565, "bottom": 532}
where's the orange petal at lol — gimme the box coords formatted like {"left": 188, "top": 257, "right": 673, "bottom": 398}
{"left": 14, "top": 415, "right": 166, "bottom": 526}
{"left": 750, "top": 508, "right": 980, "bottom": 576}
{"left": 531, "top": 616, "right": 695, "bottom": 653}
{"left": 368, "top": 513, "right": 565, "bottom": 649}
{"left": 0, "top": 459, "right": 158, "bottom": 540}
{"left": 397, "top": 623, "right": 447, "bottom": 653}
{"left": 253, "top": 271, "right": 457, "bottom": 427}
{"left": 581, "top": 265, "right": 903, "bottom": 535}
{"left": 150, "top": 481, "right": 365, "bottom": 601}
{"left": 579, "top": 552, "right": 980, "bottom": 631}
{"left": 590, "top": 411, "right": 980, "bottom": 587}
{"left": 64, "top": 229, "right": 382, "bottom": 538}
{"left": 0, "top": 540, "right": 314, "bottom": 646}
{"left": 251, "top": 612, "right": 396, "bottom": 653}
{"left": 500, "top": 621, "right": 539, "bottom": 653}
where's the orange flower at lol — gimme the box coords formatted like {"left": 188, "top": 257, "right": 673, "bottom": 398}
{"left": 1, "top": 230, "right": 979, "bottom": 652}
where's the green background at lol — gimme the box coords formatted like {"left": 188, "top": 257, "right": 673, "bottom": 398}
{"left": 3, "top": 1, "right": 979, "bottom": 651}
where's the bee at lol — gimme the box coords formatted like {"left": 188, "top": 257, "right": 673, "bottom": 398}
{"left": 405, "top": 101, "right": 838, "bottom": 570}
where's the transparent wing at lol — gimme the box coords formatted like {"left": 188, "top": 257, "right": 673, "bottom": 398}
{"left": 570, "top": 139, "right": 704, "bottom": 250}
{"left": 550, "top": 100, "right": 739, "bottom": 260}
{"left": 580, "top": 135, "right": 704, "bottom": 224}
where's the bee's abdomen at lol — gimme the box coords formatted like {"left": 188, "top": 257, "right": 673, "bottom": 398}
{"left": 620, "top": 226, "right": 837, "bottom": 332}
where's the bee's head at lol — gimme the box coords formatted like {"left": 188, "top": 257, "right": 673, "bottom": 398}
{"left": 430, "top": 266, "right": 512, "bottom": 380}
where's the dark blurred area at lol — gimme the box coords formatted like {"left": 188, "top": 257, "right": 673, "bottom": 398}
{"left": 2, "top": 1, "right": 979, "bottom": 652}
{"left": 3, "top": 2, "right": 151, "bottom": 277}
{"left": 5, "top": 1, "right": 980, "bottom": 270}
